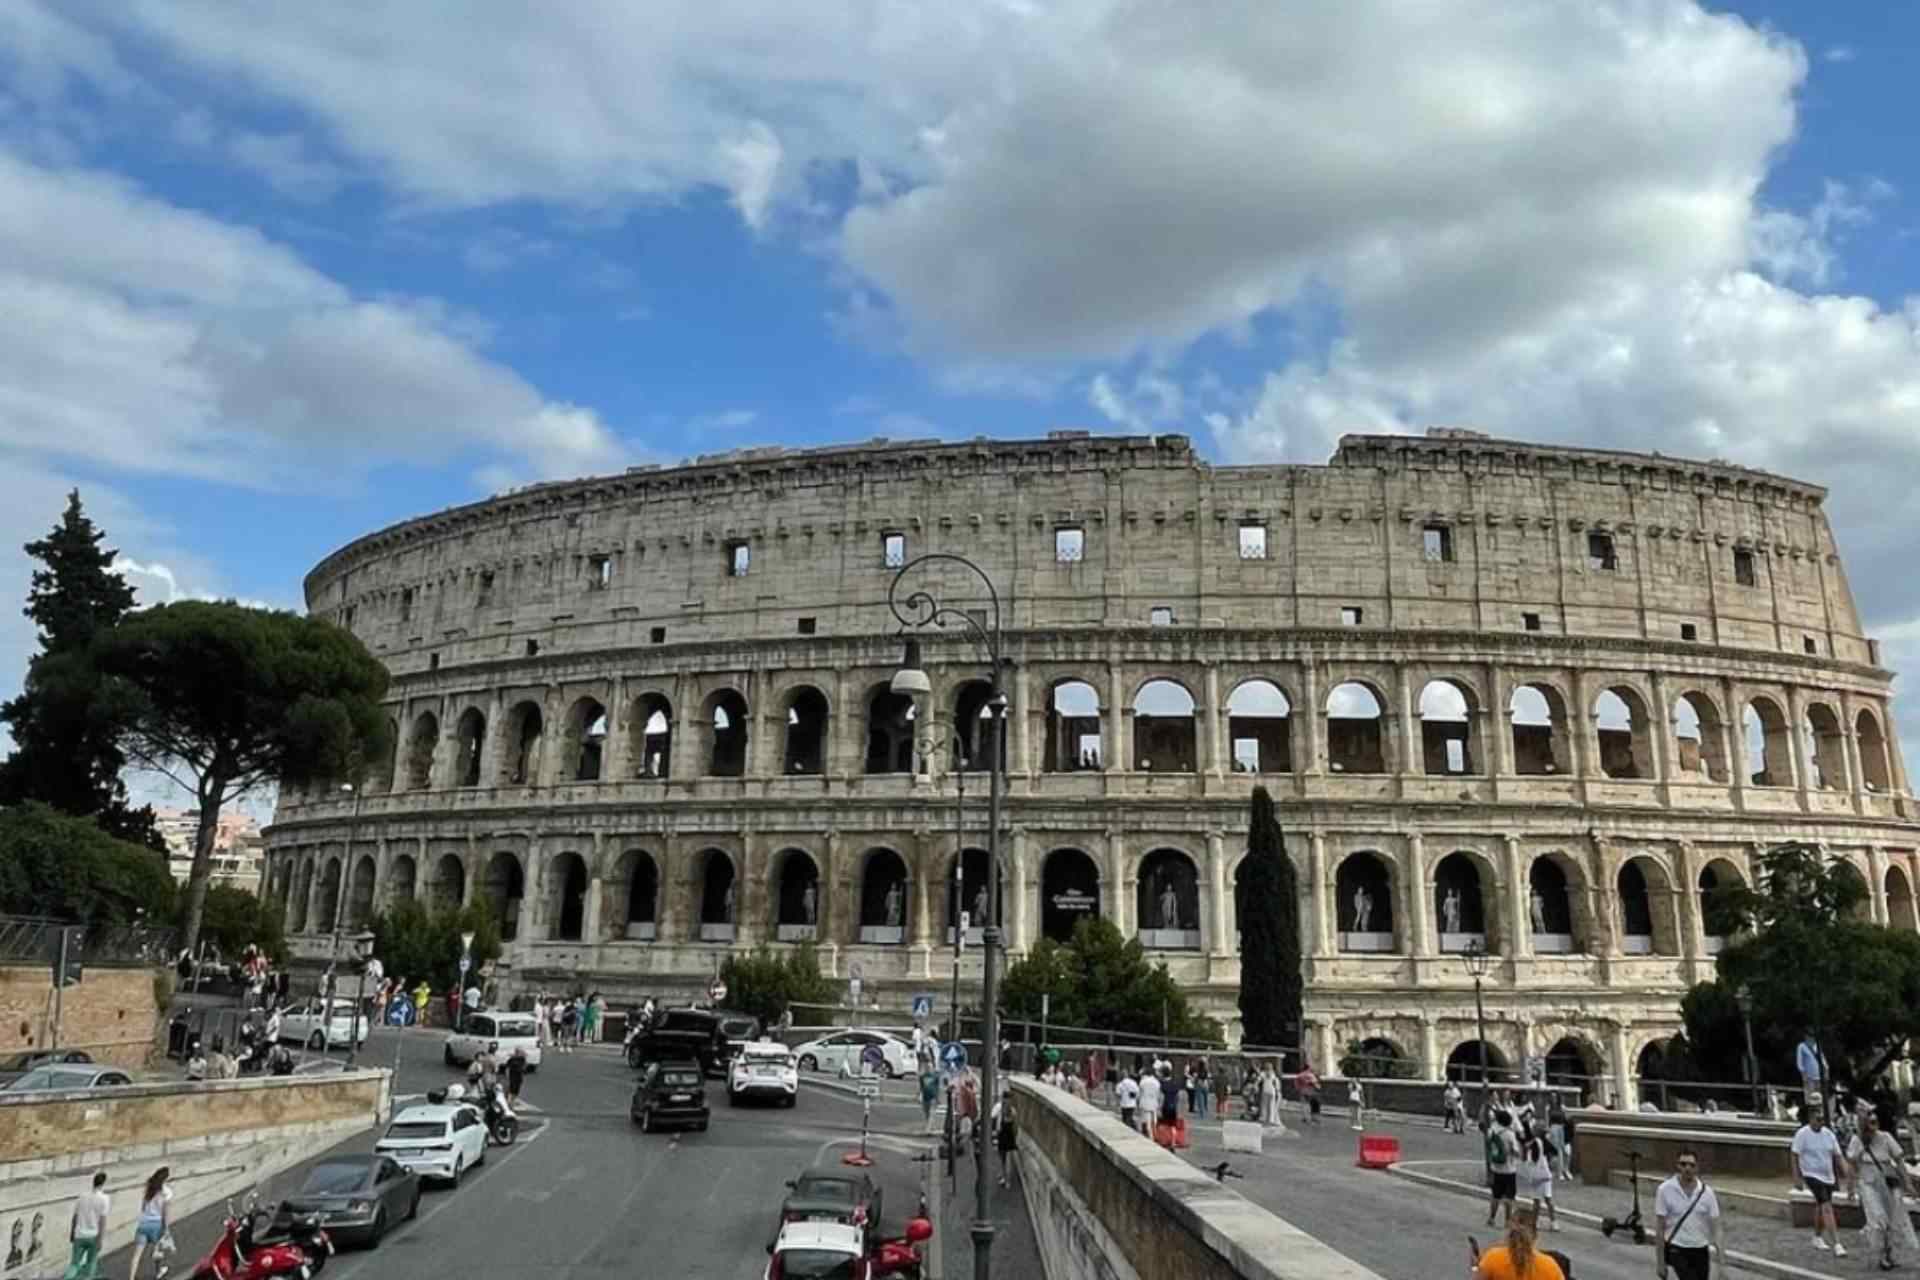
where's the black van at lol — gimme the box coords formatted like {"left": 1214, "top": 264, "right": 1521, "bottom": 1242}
{"left": 628, "top": 1008, "right": 728, "bottom": 1076}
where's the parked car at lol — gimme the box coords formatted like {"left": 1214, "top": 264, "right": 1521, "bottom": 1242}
{"left": 628, "top": 1007, "right": 729, "bottom": 1077}
{"left": 730, "top": 1039, "right": 799, "bottom": 1107}
{"left": 373, "top": 1103, "right": 488, "bottom": 1185}
{"left": 712, "top": 1008, "right": 764, "bottom": 1062}
{"left": 763, "top": 1220, "right": 870, "bottom": 1280}
{"left": 777, "top": 1167, "right": 883, "bottom": 1252}
{"left": 270, "top": 1154, "right": 420, "bottom": 1248}
{"left": 277, "top": 997, "right": 371, "bottom": 1051}
{"left": 630, "top": 1058, "right": 710, "bottom": 1133}
{"left": 0, "top": 1049, "right": 93, "bottom": 1088}
{"left": 790, "top": 1029, "right": 915, "bottom": 1079}
{"left": 1, "top": 1063, "right": 133, "bottom": 1092}
{"left": 443, "top": 1011, "right": 543, "bottom": 1070}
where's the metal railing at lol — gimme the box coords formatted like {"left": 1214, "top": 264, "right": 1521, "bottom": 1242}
{"left": 0, "top": 913, "right": 177, "bottom": 969}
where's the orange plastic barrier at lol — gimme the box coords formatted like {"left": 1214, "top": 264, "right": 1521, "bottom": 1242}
{"left": 1154, "top": 1117, "right": 1192, "bottom": 1150}
{"left": 1356, "top": 1133, "right": 1400, "bottom": 1169}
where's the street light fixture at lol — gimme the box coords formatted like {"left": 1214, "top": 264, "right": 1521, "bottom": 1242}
{"left": 1462, "top": 938, "right": 1492, "bottom": 1182}
{"left": 332, "top": 782, "right": 364, "bottom": 949}
{"left": 346, "top": 929, "right": 375, "bottom": 1068}
{"left": 1735, "top": 983, "right": 1760, "bottom": 1115}
{"left": 889, "top": 553, "right": 1006, "bottom": 1280}
{"left": 459, "top": 930, "right": 477, "bottom": 1032}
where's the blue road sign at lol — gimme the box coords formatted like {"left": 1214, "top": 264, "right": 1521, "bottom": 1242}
{"left": 911, "top": 994, "right": 934, "bottom": 1021}
{"left": 942, "top": 1041, "right": 967, "bottom": 1071}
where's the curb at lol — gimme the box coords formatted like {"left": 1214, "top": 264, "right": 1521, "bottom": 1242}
{"left": 1386, "top": 1162, "right": 1834, "bottom": 1280}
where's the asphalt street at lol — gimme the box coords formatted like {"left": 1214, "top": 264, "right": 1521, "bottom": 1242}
{"left": 92, "top": 1027, "right": 947, "bottom": 1280}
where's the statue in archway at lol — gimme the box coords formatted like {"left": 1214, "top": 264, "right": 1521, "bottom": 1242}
{"left": 1159, "top": 877, "right": 1181, "bottom": 930}
{"left": 1530, "top": 887, "right": 1548, "bottom": 933}
{"left": 1441, "top": 887, "right": 1462, "bottom": 935}
{"left": 972, "top": 883, "right": 989, "bottom": 928}
{"left": 721, "top": 882, "right": 735, "bottom": 923}
{"left": 801, "top": 881, "right": 818, "bottom": 925}
{"left": 1353, "top": 885, "right": 1373, "bottom": 933}
{"left": 884, "top": 880, "right": 904, "bottom": 927}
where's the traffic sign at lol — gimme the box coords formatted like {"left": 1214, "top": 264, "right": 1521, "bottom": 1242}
{"left": 857, "top": 1083, "right": 880, "bottom": 1100}
{"left": 860, "top": 1044, "right": 886, "bottom": 1072}
{"left": 942, "top": 1042, "right": 967, "bottom": 1071}
{"left": 708, "top": 979, "right": 728, "bottom": 1004}
{"left": 911, "top": 994, "right": 934, "bottom": 1021}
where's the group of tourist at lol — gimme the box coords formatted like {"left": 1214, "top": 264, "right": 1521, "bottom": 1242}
{"left": 530, "top": 991, "right": 605, "bottom": 1047}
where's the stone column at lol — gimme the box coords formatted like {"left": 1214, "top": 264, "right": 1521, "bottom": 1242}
{"left": 1309, "top": 1020, "right": 1335, "bottom": 1074}
{"left": 1205, "top": 663, "right": 1227, "bottom": 779}
{"left": 583, "top": 831, "right": 606, "bottom": 943}
{"left": 830, "top": 669, "right": 858, "bottom": 778}
{"left": 912, "top": 839, "right": 933, "bottom": 948}
{"left": 1106, "top": 663, "right": 1129, "bottom": 773}
{"left": 1408, "top": 832, "right": 1434, "bottom": 958}
{"left": 1725, "top": 679, "right": 1752, "bottom": 800}
{"left": 1420, "top": 1015, "right": 1442, "bottom": 1082}
{"left": 1396, "top": 663, "right": 1418, "bottom": 777}
{"left": 1674, "top": 841, "right": 1703, "bottom": 959}
{"left": 539, "top": 686, "right": 564, "bottom": 788}
{"left": 1308, "top": 830, "right": 1331, "bottom": 957}
{"left": 1504, "top": 835, "right": 1531, "bottom": 960}
{"left": 737, "top": 835, "right": 761, "bottom": 947}
{"left": 1844, "top": 723, "right": 1867, "bottom": 813}
{"left": 1105, "top": 827, "right": 1128, "bottom": 934}
{"left": 1649, "top": 672, "right": 1675, "bottom": 785}
{"left": 750, "top": 670, "right": 780, "bottom": 780}
{"left": 1787, "top": 687, "right": 1811, "bottom": 802}
{"left": 1012, "top": 664, "right": 1033, "bottom": 778}
{"left": 1207, "top": 831, "right": 1231, "bottom": 956}
{"left": 1008, "top": 826, "right": 1031, "bottom": 954}
{"left": 304, "top": 855, "right": 325, "bottom": 935}
{"left": 1868, "top": 846, "right": 1890, "bottom": 925}
{"left": 1568, "top": 672, "right": 1595, "bottom": 779}
{"left": 1300, "top": 660, "right": 1323, "bottom": 776}
{"left": 603, "top": 677, "right": 628, "bottom": 781}
{"left": 485, "top": 688, "right": 506, "bottom": 787}
{"left": 1610, "top": 1021, "right": 1636, "bottom": 1110}
{"left": 516, "top": 837, "right": 541, "bottom": 945}
{"left": 674, "top": 676, "right": 697, "bottom": 782}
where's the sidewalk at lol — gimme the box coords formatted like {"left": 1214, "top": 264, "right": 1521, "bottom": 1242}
{"left": 935, "top": 1132, "right": 1043, "bottom": 1280}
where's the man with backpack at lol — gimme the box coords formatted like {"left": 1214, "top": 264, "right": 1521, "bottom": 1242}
{"left": 1484, "top": 1109, "right": 1520, "bottom": 1228}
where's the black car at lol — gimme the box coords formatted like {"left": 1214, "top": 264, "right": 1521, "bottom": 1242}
{"left": 628, "top": 1008, "right": 729, "bottom": 1077}
{"left": 776, "top": 1167, "right": 884, "bottom": 1250}
{"left": 271, "top": 1155, "right": 420, "bottom": 1248}
{"left": 631, "top": 1058, "right": 710, "bottom": 1133}
{"left": 0, "top": 1049, "right": 92, "bottom": 1088}
{"left": 711, "top": 1009, "right": 764, "bottom": 1065}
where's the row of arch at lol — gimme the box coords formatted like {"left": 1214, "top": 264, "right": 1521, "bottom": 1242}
{"left": 352, "top": 675, "right": 1896, "bottom": 795}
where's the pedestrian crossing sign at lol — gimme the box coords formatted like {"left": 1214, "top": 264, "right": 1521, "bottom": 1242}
{"left": 912, "top": 994, "right": 934, "bottom": 1021}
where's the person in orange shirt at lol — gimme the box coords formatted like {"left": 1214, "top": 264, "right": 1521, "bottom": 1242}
{"left": 1471, "top": 1208, "right": 1564, "bottom": 1280}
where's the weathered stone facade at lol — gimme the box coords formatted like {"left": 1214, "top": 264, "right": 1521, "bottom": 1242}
{"left": 262, "top": 429, "right": 1917, "bottom": 1102}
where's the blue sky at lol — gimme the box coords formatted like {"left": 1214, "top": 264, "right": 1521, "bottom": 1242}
{"left": 3, "top": 1, "right": 1920, "bottom": 796}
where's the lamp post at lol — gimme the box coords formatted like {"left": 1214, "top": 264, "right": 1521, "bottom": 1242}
{"left": 919, "top": 731, "right": 970, "bottom": 1186}
{"left": 1735, "top": 983, "right": 1760, "bottom": 1115}
{"left": 332, "top": 782, "right": 364, "bottom": 948}
{"left": 347, "top": 929, "right": 375, "bottom": 1068}
{"left": 459, "top": 930, "right": 476, "bottom": 1033}
{"left": 1463, "top": 938, "right": 1492, "bottom": 1181}
{"left": 889, "top": 553, "right": 1006, "bottom": 1280}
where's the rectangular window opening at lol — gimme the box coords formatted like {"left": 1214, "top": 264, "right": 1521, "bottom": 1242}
{"left": 1340, "top": 606, "right": 1363, "bottom": 627}
{"left": 343, "top": 606, "right": 356, "bottom": 630}
{"left": 1149, "top": 606, "right": 1174, "bottom": 627}
{"left": 1054, "top": 526, "right": 1085, "bottom": 563}
{"left": 725, "top": 540, "right": 750, "bottom": 577}
{"left": 1238, "top": 523, "right": 1268, "bottom": 560}
{"left": 400, "top": 587, "right": 414, "bottom": 622}
{"left": 477, "top": 571, "right": 495, "bottom": 607}
{"left": 1733, "top": 548, "right": 1756, "bottom": 588}
{"left": 525, "top": 639, "right": 540, "bottom": 657}
{"left": 882, "top": 532, "right": 907, "bottom": 568}
{"left": 649, "top": 626, "right": 667, "bottom": 645}
{"left": 797, "top": 617, "right": 817, "bottom": 635}
{"left": 428, "top": 653, "right": 440, "bottom": 671}
{"left": 1586, "top": 531, "right": 1617, "bottom": 572}
{"left": 1422, "top": 524, "right": 1455, "bottom": 563}
{"left": 1522, "top": 612, "right": 1542, "bottom": 632}
{"left": 1680, "top": 623, "right": 1698, "bottom": 641}
{"left": 588, "top": 554, "right": 613, "bottom": 590}
{"left": 1804, "top": 636, "right": 1818, "bottom": 655}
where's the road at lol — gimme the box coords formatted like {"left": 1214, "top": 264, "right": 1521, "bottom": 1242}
{"left": 96, "top": 1027, "right": 948, "bottom": 1280}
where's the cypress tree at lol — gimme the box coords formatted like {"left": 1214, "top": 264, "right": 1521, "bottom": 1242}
{"left": 1238, "top": 785, "right": 1303, "bottom": 1049}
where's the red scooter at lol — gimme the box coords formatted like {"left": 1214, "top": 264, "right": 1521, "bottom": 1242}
{"left": 185, "top": 1194, "right": 332, "bottom": 1280}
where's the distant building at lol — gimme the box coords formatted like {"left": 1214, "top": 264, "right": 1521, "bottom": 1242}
{"left": 156, "top": 807, "right": 265, "bottom": 894}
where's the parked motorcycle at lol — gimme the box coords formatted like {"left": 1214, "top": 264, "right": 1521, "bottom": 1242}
{"left": 485, "top": 1082, "right": 518, "bottom": 1146}
{"left": 185, "top": 1193, "right": 332, "bottom": 1280}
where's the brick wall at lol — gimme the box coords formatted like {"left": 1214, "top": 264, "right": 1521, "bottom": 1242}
{"left": 0, "top": 965, "right": 165, "bottom": 1070}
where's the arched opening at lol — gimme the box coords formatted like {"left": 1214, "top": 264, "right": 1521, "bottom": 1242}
{"left": 705, "top": 690, "right": 749, "bottom": 778}
{"left": 548, "top": 852, "right": 588, "bottom": 941}
{"left": 291, "top": 860, "right": 312, "bottom": 932}
{"left": 1326, "top": 682, "right": 1386, "bottom": 774}
{"left": 1043, "top": 680, "right": 1104, "bottom": 772}
{"left": 1041, "top": 848, "right": 1101, "bottom": 942}
{"left": 372, "top": 718, "right": 398, "bottom": 794}
{"left": 453, "top": 708, "right": 486, "bottom": 787}
{"left": 620, "top": 850, "right": 659, "bottom": 940}
{"left": 316, "top": 859, "right": 342, "bottom": 932}
{"left": 1335, "top": 851, "right": 1395, "bottom": 952}
{"left": 948, "top": 847, "right": 1000, "bottom": 941}
{"left": 347, "top": 854, "right": 377, "bottom": 930}
{"left": 1544, "top": 1037, "right": 1602, "bottom": 1097}
{"left": 1593, "top": 687, "right": 1653, "bottom": 780}
{"left": 864, "top": 687, "right": 918, "bottom": 775}
{"left": 1433, "top": 851, "right": 1491, "bottom": 952}
{"left": 1636, "top": 1037, "right": 1675, "bottom": 1083}
{"left": 562, "top": 697, "right": 607, "bottom": 782}
{"left": 775, "top": 849, "right": 821, "bottom": 940}
{"left": 483, "top": 852, "right": 524, "bottom": 940}
{"left": 783, "top": 686, "right": 829, "bottom": 775}
{"left": 1133, "top": 680, "right": 1197, "bottom": 773}
{"left": 1419, "top": 679, "right": 1479, "bottom": 775}
{"left": 1227, "top": 679, "right": 1292, "bottom": 773}
{"left": 1136, "top": 848, "right": 1201, "bottom": 949}
{"left": 953, "top": 681, "right": 997, "bottom": 771}
{"left": 1341, "top": 1037, "right": 1414, "bottom": 1080}
{"left": 1697, "top": 859, "right": 1745, "bottom": 953}
{"left": 1804, "top": 704, "right": 1847, "bottom": 790}
{"left": 1616, "top": 857, "right": 1677, "bottom": 955}
{"left": 1446, "top": 1039, "right": 1511, "bottom": 1085}
{"left": 1671, "top": 692, "right": 1728, "bottom": 782}
{"left": 388, "top": 854, "right": 417, "bottom": 905}
{"left": 632, "top": 693, "right": 673, "bottom": 779}
{"left": 1509, "top": 685, "right": 1569, "bottom": 775}
{"left": 1528, "top": 856, "right": 1575, "bottom": 952}
{"left": 500, "top": 701, "right": 544, "bottom": 786}
{"left": 1887, "top": 864, "right": 1917, "bottom": 932}
{"left": 697, "top": 849, "right": 737, "bottom": 941}
{"left": 1858, "top": 710, "right": 1894, "bottom": 793}
{"left": 858, "top": 848, "right": 909, "bottom": 943}
{"left": 405, "top": 712, "right": 438, "bottom": 791}
{"left": 1834, "top": 859, "right": 1872, "bottom": 923}
{"left": 1743, "top": 697, "right": 1792, "bottom": 786}
{"left": 431, "top": 854, "right": 465, "bottom": 911}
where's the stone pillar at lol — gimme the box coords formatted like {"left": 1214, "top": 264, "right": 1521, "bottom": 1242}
{"left": 1844, "top": 724, "right": 1866, "bottom": 812}
{"left": 603, "top": 677, "right": 628, "bottom": 781}
{"left": 1207, "top": 831, "right": 1231, "bottom": 956}
{"left": 1012, "top": 664, "right": 1033, "bottom": 778}
{"left": 1396, "top": 664, "right": 1418, "bottom": 777}
{"left": 1309, "top": 1019, "right": 1334, "bottom": 1074}
{"left": 516, "top": 837, "right": 541, "bottom": 945}
{"left": 304, "top": 856, "right": 325, "bottom": 936}
{"left": 674, "top": 676, "right": 698, "bottom": 781}
{"left": 1649, "top": 672, "right": 1674, "bottom": 785}
{"left": 1308, "top": 830, "right": 1331, "bottom": 957}
{"left": 1674, "top": 841, "right": 1703, "bottom": 959}
{"left": 830, "top": 669, "right": 858, "bottom": 778}
{"left": 1610, "top": 1021, "right": 1636, "bottom": 1110}
{"left": 1504, "top": 835, "right": 1531, "bottom": 960}
{"left": 912, "top": 839, "right": 933, "bottom": 948}
{"left": 584, "top": 832, "right": 606, "bottom": 943}
{"left": 485, "top": 688, "right": 506, "bottom": 787}
{"left": 737, "top": 835, "right": 761, "bottom": 947}
{"left": 539, "top": 686, "right": 564, "bottom": 788}
{"left": 1487, "top": 665, "right": 1513, "bottom": 778}
{"left": 1300, "top": 661, "right": 1323, "bottom": 776}
{"left": 1106, "top": 663, "right": 1129, "bottom": 773}
{"left": 1205, "top": 663, "right": 1226, "bottom": 779}
{"left": 1726, "top": 679, "right": 1752, "bottom": 799}
{"left": 1408, "top": 832, "right": 1434, "bottom": 958}
{"left": 1008, "top": 826, "right": 1031, "bottom": 954}
{"left": 1868, "top": 846, "right": 1890, "bottom": 925}
{"left": 1105, "top": 828, "right": 1128, "bottom": 934}
{"left": 1787, "top": 687, "right": 1811, "bottom": 801}
{"left": 1568, "top": 672, "right": 1595, "bottom": 779}
{"left": 1420, "top": 1015, "right": 1442, "bottom": 1082}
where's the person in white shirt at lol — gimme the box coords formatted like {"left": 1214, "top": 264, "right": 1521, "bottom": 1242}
{"left": 1442, "top": 1081, "right": 1465, "bottom": 1134}
{"left": 1846, "top": 1108, "right": 1918, "bottom": 1270}
{"left": 128, "top": 1166, "right": 172, "bottom": 1280}
{"left": 1652, "top": 1149, "right": 1724, "bottom": 1280}
{"left": 1137, "top": 1070, "right": 1163, "bottom": 1137}
{"left": 1115, "top": 1072, "right": 1141, "bottom": 1130}
{"left": 65, "top": 1170, "right": 109, "bottom": 1279}
{"left": 1791, "top": 1107, "right": 1850, "bottom": 1257}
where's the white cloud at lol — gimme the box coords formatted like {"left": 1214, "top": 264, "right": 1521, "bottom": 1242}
{"left": 225, "top": 129, "right": 345, "bottom": 202}
{"left": 1824, "top": 45, "right": 1856, "bottom": 63}
{"left": 1089, "top": 372, "right": 1184, "bottom": 432}
{"left": 720, "top": 122, "right": 783, "bottom": 233}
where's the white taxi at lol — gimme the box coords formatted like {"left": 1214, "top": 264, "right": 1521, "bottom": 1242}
{"left": 443, "top": 1011, "right": 543, "bottom": 1070}
{"left": 729, "top": 1039, "right": 799, "bottom": 1107}
{"left": 764, "top": 1220, "right": 867, "bottom": 1280}
{"left": 276, "top": 997, "right": 370, "bottom": 1051}
{"left": 373, "top": 1103, "right": 487, "bottom": 1185}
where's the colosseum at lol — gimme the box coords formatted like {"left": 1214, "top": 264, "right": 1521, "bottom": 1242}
{"left": 263, "top": 428, "right": 1917, "bottom": 1101}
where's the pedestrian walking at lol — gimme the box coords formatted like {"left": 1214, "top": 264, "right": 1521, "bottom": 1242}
{"left": 1138, "top": 1068, "right": 1163, "bottom": 1138}
{"left": 128, "top": 1166, "right": 171, "bottom": 1280}
{"left": 1348, "top": 1078, "right": 1366, "bottom": 1131}
{"left": 1484, "top": 1109, "right": 1520, "bottom": 1228}
{"left": 1652, "top": 1148, "right": 1725, "bottom": 1280}
{"left": 1469, "top": 1207, "right": 1562, "bottom": 1280}
{"left": 1847, "top": 1108, "right": 1918, "bottom": 1270}
{"left": 992, "top": 1095, "right": 1019, "bottom": 1187}
{"left": 505, "top": 1047, "right": 528, "bottom": 1105}
{"left": 919, "top": 1065, "right": 941, "bottom": 1134}
{"left": 1192, "top": 1060, "right": 1211, "bottom": 1119}
{"left": 1546, "top": 1097, "right": 1571, "bottom": 1180}
{"left": 1792, "top": 1105, "right": 1850, "bottom": 1257}
{"left": 1296, "top": 1062, "right": 1321, "bottom": 1124}
{"left": 1518, "top": 1122, "right": 1558, "bottom": 1233}
{"left": 1116, "top": 1070, "right": 1140, "bottom": 1131}
{"left": 63, "top": 1171, "right": 109, "bottom": 1280}
{"left": 1158, "top": 1068, "right": 1182, "bottom": 1145}
{"left": 1443, "top": 1080, "right": 1466, "bottom": 1134}
{"left": 1797, "top": 1031, "right": 1824, "bottom": 1106}
{"left": 411, "top": 981, "right": 430, "bottom": 1027}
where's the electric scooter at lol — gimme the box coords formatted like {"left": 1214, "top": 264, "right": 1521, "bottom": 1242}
{"left": 1598, "top": 1148, "right": 1650, "bottom": 1244}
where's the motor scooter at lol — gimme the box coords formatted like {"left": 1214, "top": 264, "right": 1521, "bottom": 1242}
{"left": 868, "top": 1214, "right": 934, "bottom": 1279}
{"left": 184, "top": 1194, "right": 333, "bottom": 1280}
{"left": 485, "top": 1082, "right": 519, "bottom": 1146}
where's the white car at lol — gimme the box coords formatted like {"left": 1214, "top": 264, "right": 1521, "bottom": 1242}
{"left": 373, "top": 1104, "right": 488, "bottom": 1185}
{"left": 277, "top": 997, "right": 371, "bottom": 1050}
{"left": 791, "top": 1029, "right": 916, "bottom": 1079}
{"left": 730, "top": 1040, "right": 799, "bottom": 1106}
{"left": 764, "top": 1220, "right": 866, "bottom": 1280}
{"left": 444, "top": 1011, "right": 544, "bottom": 1070}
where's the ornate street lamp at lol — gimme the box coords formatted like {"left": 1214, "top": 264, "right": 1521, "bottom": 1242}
{"left": 1463, "top": 938, "right": 1492, "bottom": 1181}
{"left": 889, "top": 554, "right": 1006, "bottom": 1280}
{"left": 346, "top": 929, "right": 376, "bottom": 1068}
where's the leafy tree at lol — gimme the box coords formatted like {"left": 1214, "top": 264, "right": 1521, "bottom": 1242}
{"left": 719, "top": 944, "right": 839, "bottom": 1028}
{"left": 193, "top": 883, "right": 286, "bottom": 963}
{"left": 90, "top": 601, "right": 391, "bottom": 953}
{"left": 1710, "top": 842, "right": 1920, "bottom": 1087}
{"left": 0, "top": 801, "right": 176, "bottom": 927}
{"left": 369, "top": 897, "right": 501, "bottom": 992}
{"left": 1340, "top": 1038, "right": 1419, "bottom": 1080}
{"left": 1238, "top": 785, "right": 1301, "bottom": 1048}
{"left": 1001, "top": 917, "right": 1220, "bottom": 1044}
{"left": 0, "top": 491, "right": 162, "bottom": 849}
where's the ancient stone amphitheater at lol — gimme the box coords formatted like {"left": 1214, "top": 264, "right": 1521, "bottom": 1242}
{"left": 265, "top": 428, "right": 1915, "bottom": 1099}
